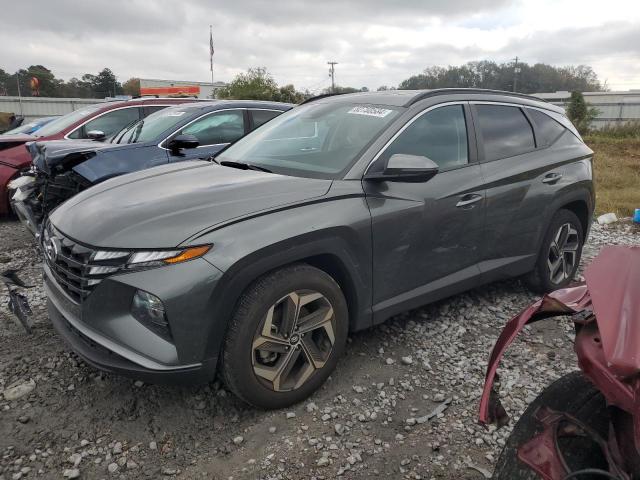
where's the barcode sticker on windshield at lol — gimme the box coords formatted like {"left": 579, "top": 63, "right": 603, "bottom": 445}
{"left": 165, "top": 111, "right": 186, "bottom": 116}
{"left": 347, "top": 106, "right": 393, "bottom": 118}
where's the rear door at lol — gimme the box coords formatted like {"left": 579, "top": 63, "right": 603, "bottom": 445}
{"left": 472, "top": 103, "right": 572, "bottom": 279}
{"left": 166, "top": 109, "right": 247, "bottom": 161}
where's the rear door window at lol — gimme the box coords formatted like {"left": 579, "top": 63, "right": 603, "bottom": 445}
{"left": 475, "top": 105, "right": 535, "bottom": 161}
{"left": 250, "top": 109, "right": 282, "bottom": 129}
{"left": 143, "top": 105, "right": 170, "bottom": 117}
{"left": 527, "top": 109, "right": 566, "bottom": 147}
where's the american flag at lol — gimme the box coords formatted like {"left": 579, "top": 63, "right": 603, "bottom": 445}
{"left": 209, "top": 25, "right": 214, "bottom": 72}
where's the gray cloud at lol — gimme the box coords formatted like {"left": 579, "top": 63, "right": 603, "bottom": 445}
{"left": 0, "top": 0, "right": 638, "bottom": 91}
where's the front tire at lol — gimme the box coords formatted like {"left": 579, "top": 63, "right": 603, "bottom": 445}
{"left": 221, "top": 264, "right": 349, "bottom": 409}
{"left": 525, "top": 209, "right": 584, "bottom": 293}
{"left": 493, "top": 372, "right": 609, "bottom": 479}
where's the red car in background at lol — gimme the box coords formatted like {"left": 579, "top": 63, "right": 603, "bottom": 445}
{"left": 0, "top": 97, "right": 199, "bottom": 216}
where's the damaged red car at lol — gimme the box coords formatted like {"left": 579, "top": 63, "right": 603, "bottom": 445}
{"left": 0, "top": 97, "right": 197, "bottom": 216}
{"left": 480, "top": 245, "right": 640, "bottom": 479}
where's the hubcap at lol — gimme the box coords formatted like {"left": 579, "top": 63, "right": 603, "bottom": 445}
{"left": 251, "top": 290, "right": 336, "bottom": 392}
{"left": 547, "top": 223, "right": 580, "bottom": 284}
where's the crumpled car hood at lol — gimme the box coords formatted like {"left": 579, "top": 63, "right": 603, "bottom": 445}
{"left": 30, "top": 139, "right": 136, "bottom": 176}
{"left": 585, "top": 245, "right": 640, "bottom": 377}
{"left": 479, "top": 245, "right": 640, "bottom": 427}
{"left": 50, "top": 161, "right": 332, "bottom": 249}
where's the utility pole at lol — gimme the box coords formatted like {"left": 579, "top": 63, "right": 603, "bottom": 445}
{"left": 16, "top": 73, "right": 23, "bottom": 117}
{"left": 327, "top": 62, "right": 338, "bottom": 93}
{"left": 513, "top": 56, "right": 521, "bottom": 93}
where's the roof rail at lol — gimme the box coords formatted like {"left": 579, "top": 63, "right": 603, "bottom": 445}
{"left": 406, "top": 88, "right": 550, "bottom": 106}
{"left": 298, "top": 92, "right": 348, "bottom": 105}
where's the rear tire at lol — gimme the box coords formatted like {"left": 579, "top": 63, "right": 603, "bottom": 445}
{"left": 493, "top": 372, "right": 609, "bottom": 479}
{"left": 221, "top": 264, "right": 349, "bottom": 409}
{"left": 525, "top": 209, "right": 584, "bottom": 293}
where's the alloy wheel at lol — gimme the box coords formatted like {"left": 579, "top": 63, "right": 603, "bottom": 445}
{"left": 251, "top": 290, "right": 336, "bottom": 392}
{"left": 547, "top": 222, "right": 580, "bottom": 284}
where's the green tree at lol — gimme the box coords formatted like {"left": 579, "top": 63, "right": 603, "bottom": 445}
{"left": 566, "top": 91, "right": 600, "bottom": 134}
{"left": 83, "top": 68, "right": 123, "bottom": 97}
{"left": 0, "top": 68, "right": 11, "bottom": 95}
{"left": 61, "top": 77, "right": 94, "bottom": 98}
{"left": 322, "top": 85, "right": 360, "bottom": 94}
{"left": 398, "top": 61, "right": 604, "bottom": 93}
{"left": 122, "top": 77, "right": 141, "bottom": 97}
{"left": 217, "top": 67, "right": 279, "bottom": 100}
{"left": 272, "top": 84, "right": 306, "bottom": 103}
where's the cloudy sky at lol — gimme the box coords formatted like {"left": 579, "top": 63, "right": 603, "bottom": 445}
{"left": 1, "top": 0, "right": 639, "bottom": 92}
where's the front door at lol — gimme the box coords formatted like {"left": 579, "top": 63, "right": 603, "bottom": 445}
{"left": 363, "top": 103, "right": 486, "bottom": 321}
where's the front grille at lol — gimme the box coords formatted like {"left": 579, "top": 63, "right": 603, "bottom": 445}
{"left": 42, "top": 223, "right": 126, "bottom": 303}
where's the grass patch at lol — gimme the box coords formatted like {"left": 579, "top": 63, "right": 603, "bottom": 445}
{"left": 584, "top": 136, "right": 640, "bottom": 217}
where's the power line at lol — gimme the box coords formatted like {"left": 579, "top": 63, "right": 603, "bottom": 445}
{"left": 327, "top": 61, "right": 338, "bottom": 93}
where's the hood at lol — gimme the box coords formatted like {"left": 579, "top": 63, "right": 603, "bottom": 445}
{"left": 30, "top": 139, "right": 139, "bottom": 176}
{"left": 0, "top": 134, "right": 37, "bottom": 152}
{"left": 50, "top": 161, "right": 332, "bottom": 249}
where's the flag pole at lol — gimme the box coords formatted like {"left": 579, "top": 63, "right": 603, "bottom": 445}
{"left": 209, "top": 25, "right": 214, "bottom": 91}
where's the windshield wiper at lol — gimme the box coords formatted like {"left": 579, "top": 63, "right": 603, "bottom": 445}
{"left": 219, "top": 160, "right": 272, "bottom": 173}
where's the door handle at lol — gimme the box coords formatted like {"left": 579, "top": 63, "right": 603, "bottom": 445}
{"left": 456, "top": 193, "right": 483, "bottom": 208}
{"left": 542, "top": 173, "right": 563, "bottom": 184}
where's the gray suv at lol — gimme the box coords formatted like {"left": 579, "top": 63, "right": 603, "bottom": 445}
{"left": 42, "top": 89, "right": 594, "bottom": 408}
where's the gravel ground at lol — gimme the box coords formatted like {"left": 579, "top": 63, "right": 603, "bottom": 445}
{"left": 0, "top": 218, "right": 638, "bottom": 480}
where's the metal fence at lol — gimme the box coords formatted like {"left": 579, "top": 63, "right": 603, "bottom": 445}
{"left": 0, "top": 96, "right": 105, "bottom": 122}
{"left": 534, "top": 91, "right": 640, "bottom": 129}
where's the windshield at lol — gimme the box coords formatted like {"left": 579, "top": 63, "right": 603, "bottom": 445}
{"left": 115, "top": 108, "right": 191, "bottom": 144}
{"left": 217, "top": 102, "right": 401, "bottom": 178}
{"left": 33, "top": 105, "right": 102, "bottom": 137}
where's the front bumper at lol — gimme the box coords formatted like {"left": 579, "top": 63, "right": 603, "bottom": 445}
{"left": 12, "top": 198, "right": 40, "bottom": 236}
{"left": 44, "top": 254, "right": 224, "bottom": 385}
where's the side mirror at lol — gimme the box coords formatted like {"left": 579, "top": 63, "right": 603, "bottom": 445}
{"left": 365, "top": 154, "right": 439, "bottom": 182}
{"left": 168, "top": 134, "right": 199, "bottom": 155}
{"left": 87, "top": 130, "right": 106, "bottom": 141}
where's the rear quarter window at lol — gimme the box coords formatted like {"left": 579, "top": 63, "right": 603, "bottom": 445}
{"left": 527, "top": 109, "right": 566, "bottom": 147}
{"left": 475, "top": 105, "right": 535, "bottom": 161}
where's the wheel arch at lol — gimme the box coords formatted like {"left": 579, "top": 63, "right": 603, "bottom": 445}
{"left": 559, "top": 199, "right": 590, "bottom": 240}
{"left": 202, "top": 231, "right": 372, "bottom": 361}
{"left": 537, "top": 186, "right": 594, "bottom": 252}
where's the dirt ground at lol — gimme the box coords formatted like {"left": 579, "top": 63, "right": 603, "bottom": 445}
{"left": 0, "top": 218, "right": 638, "bottom": 480}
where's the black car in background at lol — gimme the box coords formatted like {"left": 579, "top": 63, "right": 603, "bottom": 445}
{"left": 11, "top": 100, "right": 292, "bottom": 233}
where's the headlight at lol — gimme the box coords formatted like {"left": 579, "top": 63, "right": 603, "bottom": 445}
{"left": 90, "top": 245, "right": 212, "bottom": 270}
{"left": 7, "top": 176, "right": 35, "bottom": 190}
